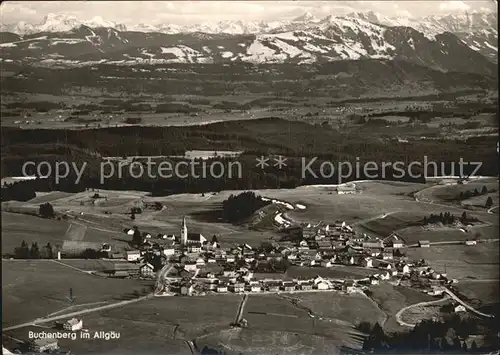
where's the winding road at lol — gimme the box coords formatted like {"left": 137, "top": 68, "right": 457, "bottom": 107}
{"left": 395, "top": 296, "right": 451, "bottom": 328}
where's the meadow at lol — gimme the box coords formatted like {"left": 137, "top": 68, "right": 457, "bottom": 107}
{"left": 405, "top": 242, "right": 500, "bottom": 280}
{"left": 2, "top": 260, "right": 153, "bottom": 327}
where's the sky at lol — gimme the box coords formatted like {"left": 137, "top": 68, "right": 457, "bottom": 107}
{"left": 0, "top": 1, "right": 497, "bottom": 26}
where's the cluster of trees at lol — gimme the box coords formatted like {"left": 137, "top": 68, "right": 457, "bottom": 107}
{"left": 1, "top": 180, "right": 36, "bottom": 202}
{"left": 254, "top": 259, "right": 291, "bottom": 273}
{"left": 459, "top": 186, "right": 491, "bottom": 200}
{"left": 222, "top": 192, "right": 271, "bottom": 223}
{"left": 39, "top": 202, "right": 55, "bottom": 218}
{"left": 14, "top": 241, "right": 54, "bottom": 259}
{"left": 358, "top": 314, "right": 499, "bottom": 353}
{"left": 423, "top": 211, "right": 478, "bottom": 226}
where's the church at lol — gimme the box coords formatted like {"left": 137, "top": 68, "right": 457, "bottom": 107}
{"left": 180, "top": 216, "right": 207, "bottom": 246}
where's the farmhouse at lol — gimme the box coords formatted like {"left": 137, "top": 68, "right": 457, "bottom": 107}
{"left": 454, "top": 305, "right": 467, "bottom": 313}
{"left": 337, "top": 183, "right": 357, "bottom": 195}
{"left": 180, "top": 283, "right": 194, "bottom": 296}
{"left": 464, "top": 240, "right": 477, "bottom": 246}
{"left": 63, "top": 318, "right": 83, "bottom": 331}
{"left": 29, "top": 338, "right": 59, "bottom": 352}
{"left": 384, "top": 233, "right": 406, "bottom": 248}
{"left": 418, "top": 240, "right": 430, "bottom": 248}
{"left": 126, "top": 250, "right": 141, "bottom": 262}
{"left": 140, "top": 263, "right": 155, "bottom": 278}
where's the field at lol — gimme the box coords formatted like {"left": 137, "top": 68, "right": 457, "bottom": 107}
{"left": 406, "top": 242, "right": 500, "bottom": 280}
{"left": 2, "top": 260, "right": 153, "bottom": 327}
{"left": 1, "top": 211, "right": 126, "bottom": 253}
{"left": 216, "top": 293, "right": 367, "bottom": 353}
{"left": 399, "top": 300, "right": 451, "bottom": 326}
{"left": 454, "top": 280, "right": 500, "bottom": 314}
{"left": 292, "top": 292, "right": 386, "bottom": 326}
{"left": 366, "top": 284, "right": 437, "bottom": 333}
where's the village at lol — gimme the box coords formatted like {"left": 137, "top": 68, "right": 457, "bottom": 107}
{"left": 87, "top": 211, "right": 475, "bottom": 301}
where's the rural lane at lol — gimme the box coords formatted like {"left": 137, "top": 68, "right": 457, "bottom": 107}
{"left": 234, "top": 293, "right": 249, "bottom": 325}
{"left": 442, "top": 287, "right": 496, "bottom": 318}
{"left": 395, "top": 296, "right": 451, "bottom": 328}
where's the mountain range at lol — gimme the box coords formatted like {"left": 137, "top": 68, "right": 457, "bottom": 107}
{"left": 0, "top": 11, "right": 497, "bottom": 74}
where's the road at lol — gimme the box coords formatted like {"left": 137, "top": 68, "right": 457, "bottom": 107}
{"left": 353, "top": 211, "right": 397, "bottom": 226}
{"left": 442, "top": 287, "right": 496, "bottom": 318}
{"left": 154, "top": 263, "right": 173, "bottom": 295}
{"left": 487, "top": 206, "right": 499, "bottom": 214}
{"left": 395, "top": 296, "right": 451, "bottom": 328}
{"left": 407, "top": 238, "right": 499, "bottom": 248}
{"left": 234, "top": 293, "right": 249, "bottom": 325}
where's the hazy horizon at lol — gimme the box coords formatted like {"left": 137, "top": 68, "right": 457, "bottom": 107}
{"left": 0, "top": 1, "right": 497, "bottom": 26}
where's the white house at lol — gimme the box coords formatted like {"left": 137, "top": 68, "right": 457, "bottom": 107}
{"left": 401, "top": 264, "right": 411, "bottom": 274}
{"left": 126, "top": 250, "right": 141, "bottom": 262}
{"left": 63, "top": 318, "right": 83, "bottom": 331}
{"left": 163, "top": 247, "right": 175, "bottom": 257}
{"left": 464, "top": 240, "right": 477, "bottom": 246}
{"left": 316, "top": 281, "right": 330, "bottom": 290}
{"left": 217, "top": 285, "right": 228, "bottom": 293}
{"left": 126, "top": 229, "right": 135, "bottom": 236}
{"left": 454, "top": 305, "right": 467, "bottom": 313}
{"left": 362, "top": 257, "right": 373, "bottom": 268}
{"left": 250, "top": 285, "right": 261, "bottom": 292}
{"left": 184, "top": 263, "right": 198, "bottom": 272}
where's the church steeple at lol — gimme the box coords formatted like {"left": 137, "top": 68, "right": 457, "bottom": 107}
{"left": 181, "top": 216, "right": 188, "bottom": 245}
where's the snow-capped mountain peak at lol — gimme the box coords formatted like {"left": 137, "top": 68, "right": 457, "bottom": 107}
{"left": 293, "top": 11, "right": 320, "bottom": 23}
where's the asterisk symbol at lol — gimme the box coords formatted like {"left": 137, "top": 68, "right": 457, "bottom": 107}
{"left": 274, "top": 156, "right": 287, "bottom": 169}
{"left": 256, "top": 156, "right": 269, "bottom": 169}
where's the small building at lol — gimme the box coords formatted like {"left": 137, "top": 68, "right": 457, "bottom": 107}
{"left": 126, "top": 250, "right": 141, "bottom": 262}
{"left": 184, "top": 263, "right": 198, "bottom": 272}
{"left": 337, "top": 183, "right": 357, "bottom": 195}
{"left": 300, "top": 283, "right": 313, "bottom": 291}
{"left": 163, "top": 247, "right": 175, "bottom": 256}
{"left": 140, "top": 263, "right": 155, "bottom": 278}
{"left": 454, "top": 305, "right": 467, "bottom": 313}
{"left": 101, "top": 243, "right": 111, "bottom": 252}
{"left": 217, "top": 285, "right": 228, "bottom": 293}
{"left": 188, "top": 243, "right": 202, "bottom": 253}
{"left": 362, "top": 257, "right": 373, "bottom": 268}
{"left": 316, "top": 281, "right": 330, "bottom": 290}
{"left": 250, "top": 285, "right": 261, "bottom": 292}
{"left": 29, "top": 338, "right": 59, "bottom": 352}
{"left": 63, "top": 318, "right": 83, "bottom": 331}
{"left": 418, "top": 240, "right": 430, "bottom": 248}
{"left": 181, "top": 283, "right": 194, "bottom": 296}
{"left": 268, "top": 283, "right": 280, "bottom": 292}
{"left": 282, "top": 281, "right": 296, "bottom": 292}
{"left": 464, "top": 240, "right": 477, "bottom": 246}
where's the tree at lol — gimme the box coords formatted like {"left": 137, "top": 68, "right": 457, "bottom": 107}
{"left": 485, "top": 196, "right": 493, "bottom": 208}
{"left": 131, "top": 213, "right": 135, "bottom": 220}
{"left": 133, "top": 226, "right": 142, "bottom": 245}
{"left": 46, "top": 242, "right": 54, "bottom": 259}
{"left": 14, "top": 240, "right": 30, "bottom": 259}
{"left": 30, "top": 242, "right": 40, "bottom": 259}
{"left": 461, "top": 211, "right": 467, "bottom": 222}
{"left": 39, "top": 202, "right": 55, "bottom": 218}
{"left": 211, "top": 235, "right": 218, "bottom": 243}
{"left": 481, "top": 185, "right": 488, "bottom": 195}
{"left": 470, "top": 340, "right": 478, "bottom": 352}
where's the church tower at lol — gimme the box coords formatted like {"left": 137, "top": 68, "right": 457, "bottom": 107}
{"left": 181, "top": 216, "right": 188, "bottom": 245}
